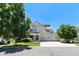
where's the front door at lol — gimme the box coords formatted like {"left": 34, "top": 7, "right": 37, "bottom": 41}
{"left": 36, "top": 35, "right": 39, "bottom": 41}
{"left": 30, "top": 35, "right": 34, "bottom": 41}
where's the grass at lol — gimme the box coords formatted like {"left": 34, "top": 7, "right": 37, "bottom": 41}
{"left": 16, "top": 41, "right": 40, "bottom": 46}
{"left": 8, "top": 41, "right": 40, "bottom": 46}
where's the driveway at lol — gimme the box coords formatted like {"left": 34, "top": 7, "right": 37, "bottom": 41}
{"left": 0, "top": 46, "right": 79, "bottom": 56}
{"left": 40, "top": 41, "right": 77, "bottom": 47}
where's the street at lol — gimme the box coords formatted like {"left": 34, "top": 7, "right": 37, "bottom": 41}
{"left": 0, "top": 46, "right": 79, "bottom": 56}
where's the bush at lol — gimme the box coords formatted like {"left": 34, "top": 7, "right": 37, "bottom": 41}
{"left": 7, "top": 40, "right": 10, "bottom": 44}
{"left": 21, "top": 38, "right": 32, "bottom": 42}
{"left": 0, "top": 40, "right": 5, "bottom": 45}
{"left": 16, "top": 38, "right": 21, "bottom": 42}
{"left": 0, "top": 42, "right": 4, "bottom": 45}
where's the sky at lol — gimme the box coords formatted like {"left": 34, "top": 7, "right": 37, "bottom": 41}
{"left": 24, "top": 3, "right": 79, "bottom": 31}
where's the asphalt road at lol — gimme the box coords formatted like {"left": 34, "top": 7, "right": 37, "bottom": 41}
{"left": 0, "top": 46, "right": 79, "bottom": 56}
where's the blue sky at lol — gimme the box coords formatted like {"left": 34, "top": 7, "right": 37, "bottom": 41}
{"left": 24, "top": 3, "right": 79, "bottom": 31}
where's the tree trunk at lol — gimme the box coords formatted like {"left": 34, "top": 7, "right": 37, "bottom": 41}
{"left": 14, "top": 39, "right": 17, "bottom": 45}
{"left": 14, "top": 38, "right": 17, "bottom": 45}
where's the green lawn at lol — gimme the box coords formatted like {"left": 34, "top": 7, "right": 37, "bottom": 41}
{"left": 17, "top": 41, "right": 40, "bottom": 46}
{"left": 9, "top": 41, "right": 40, "bottom": 46}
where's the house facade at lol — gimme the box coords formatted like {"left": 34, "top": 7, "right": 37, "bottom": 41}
{"left": 76, "top": 27, "right": 79, "bottom": 41}
{"left": 30, "top": 22, "right": 79, "bottom": 42}
{"left": 30, "top": 21, "right": 59, "bottom": 41}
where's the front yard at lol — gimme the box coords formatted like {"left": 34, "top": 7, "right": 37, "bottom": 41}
{"left": 16, "top": 41, "right": 40, "bottom": 46}
{"left": 0, "top": 41, "right": 40, "bottom": 46}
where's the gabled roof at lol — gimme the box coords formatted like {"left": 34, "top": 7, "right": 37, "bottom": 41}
{"left": 33, "top": 21, "right": 51, "bottom": 27}
{"left": 43, "top": 25, "right": 51, "bottom": 27}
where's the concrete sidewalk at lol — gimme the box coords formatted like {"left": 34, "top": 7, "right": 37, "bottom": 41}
{"left": 40, "top": 42, "right": 77, "bottom": 47}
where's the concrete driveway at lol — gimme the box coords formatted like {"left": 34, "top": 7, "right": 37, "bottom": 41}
{"left": 40, "top": 41, "right": 77, "bottom": 47}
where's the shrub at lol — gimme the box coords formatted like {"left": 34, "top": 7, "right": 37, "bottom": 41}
{"left": 16, "top": 38, "right": 21, "bottom": 42}
{"left": 21, "top": 38, "right": 32, "bottom": 42}
{"left": 7, "top": 40, "right": 10, "bottom": 44}
{"left": 0, "top": 42, "right": 4, "bottom": 45}
{"left": 0, "top": 40, "right": 5, "bottom": 45}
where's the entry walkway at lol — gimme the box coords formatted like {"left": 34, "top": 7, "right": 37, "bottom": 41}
{"left": 40, "top": 41, "right": 77, "bottom": 47}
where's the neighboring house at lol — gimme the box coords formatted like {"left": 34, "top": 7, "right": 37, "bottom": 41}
{"left": 30, "top": 21, "right": 59, "bottom": 41}
{"left": 76, "top": 27, "right": 79, "bottom": 37}
{"left": 76, "top": 27, "right": 79, "bottom": 40}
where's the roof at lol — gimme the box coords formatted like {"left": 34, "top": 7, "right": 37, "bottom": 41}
{"left": 43, "top": 25, "right": 51, "bottom": 27}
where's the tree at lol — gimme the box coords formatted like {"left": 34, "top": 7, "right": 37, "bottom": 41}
{"left": 26, "top": 17, "right": 32, "bottom": 29}
{"left": 0, "top": 4, "right": 11, "bottom": 39}
{"left": 10, "top": 4, "right": 25, "bottom": 38}
{"left": 57, "top": 24, "right": 77, "bottom": 43}
{"left": 0, "top": 3, "right": 31, "bottom": 44}
{"left": 24, "top": 17, "right": 32, "bottom": 38}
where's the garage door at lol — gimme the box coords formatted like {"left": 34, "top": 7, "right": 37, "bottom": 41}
{"left": 39, "top": 36, "right": 58, "bottom": 42}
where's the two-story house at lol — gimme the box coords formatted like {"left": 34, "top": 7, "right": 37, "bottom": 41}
{"left": 30, "top": 21, "right": 58, "bottom": 41}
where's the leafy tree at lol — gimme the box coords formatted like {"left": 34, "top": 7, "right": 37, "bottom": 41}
{"left": 26, "top": 17, "right": 32, "bottom": 29}
{"left": 0, "top": 3, "right": 32, "bottom": 44}
{"left": 25, "top": 17, "right": 32, "bottom": 38}
{"left": 10, "top": 4, "right": 25, "bottom": 38}
{"left": 57, "top": 24, "right": 77, "bottom": 43}
{"left": 0, "top": 4, "right": 11, "bottom": 39}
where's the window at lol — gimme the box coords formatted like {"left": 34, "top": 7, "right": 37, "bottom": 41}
{"left": 46, "top": 29, "right": 53, "bottom": 33}
{"left": 31, "top": 29, "right": 40, "bottom": 33}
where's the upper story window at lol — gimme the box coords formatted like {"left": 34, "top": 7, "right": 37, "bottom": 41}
{"left": 31, "top": 29, "right": 40, "bottom": 33}
{"left": 46, "top": 29, "right": 53, "bottom": 33}
{"left": 44, "top": 25, "right": 51, "bottom": 27}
